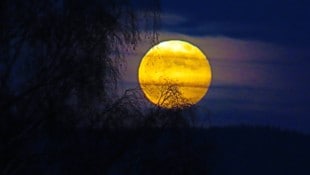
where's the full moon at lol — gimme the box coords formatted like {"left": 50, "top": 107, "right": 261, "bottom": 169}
{"left": 138, "top": 40, "right": 212, "bottom": 108}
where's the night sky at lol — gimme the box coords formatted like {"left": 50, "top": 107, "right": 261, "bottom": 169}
{"left": 123, "top": 0, "right": 310, "bottom": 133}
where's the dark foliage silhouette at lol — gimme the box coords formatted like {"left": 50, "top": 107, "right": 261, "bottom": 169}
{"left": 0, "top": 0, "right": 160, "bottom": 129}
{"left": 0, "top": 0, "right": 212, "bottom": 174}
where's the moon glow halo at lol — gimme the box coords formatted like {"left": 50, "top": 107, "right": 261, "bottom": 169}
{"left": 138, "top": 40, "right": 212, "bottom": 108}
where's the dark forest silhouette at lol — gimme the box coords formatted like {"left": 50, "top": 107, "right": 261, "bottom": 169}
{"left": 0, "top": 0, "right": 205, "bottom": 174}
{"left": 0, "top": 0, "right": 161, "bottom": 129}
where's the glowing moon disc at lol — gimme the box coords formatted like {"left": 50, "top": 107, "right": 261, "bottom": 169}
{"left": 138, "top": 40, "right": 212, "bottom": 108}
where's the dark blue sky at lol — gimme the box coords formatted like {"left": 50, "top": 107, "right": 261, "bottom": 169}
{"left": 124, "top": 0, "right": 310, "bottom": 133}
{"left": 161, "top": 0, "right": 310, "bottom": 46}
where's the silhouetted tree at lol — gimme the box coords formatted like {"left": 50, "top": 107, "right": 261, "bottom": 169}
{"left": 0, "top": 0, "right": 160, "bottom": 173}
{"left": 0, "top": 1, "right": 208, "bottom": 174}
{"left": 0, "top": 0, "right": 160, "bottom": 127}
{"left": 137, "top": 80, "right": 198, "bottom": 128}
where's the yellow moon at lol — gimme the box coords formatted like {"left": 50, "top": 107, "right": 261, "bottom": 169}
{"left": 138, "top": 40, "right": 212, "bottom": 109}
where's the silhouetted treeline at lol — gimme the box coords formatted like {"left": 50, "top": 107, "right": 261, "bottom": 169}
{"left": 0, "top": 0, "right": 209, "bottom": 174}
{"left": 2, "top": 128, "right": 211, "bottom": 174}
{"left": 206, "top": 126, "right": 310, "bottom": 175}
{"left": 0, "top": 0, "right": 161, "bottom": 129}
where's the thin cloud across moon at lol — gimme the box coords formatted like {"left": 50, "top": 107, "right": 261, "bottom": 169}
{"left": 138, "top": 40, "right": 212, "bottom": 108}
